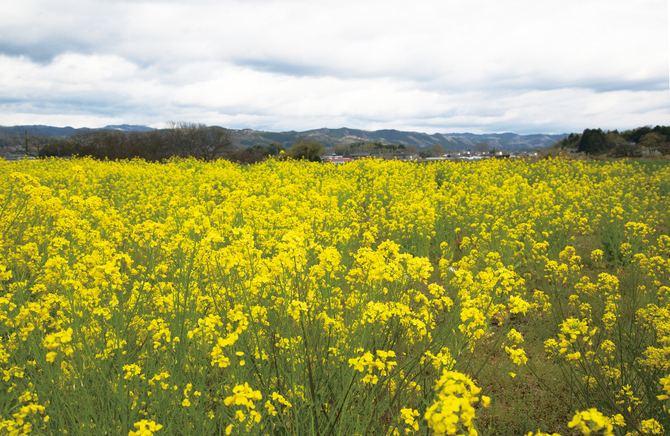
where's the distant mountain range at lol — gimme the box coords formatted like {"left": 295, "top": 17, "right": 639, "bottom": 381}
{"left": 0, "top": 124, "right": 154, "bottom": 136}
{"left": 0, "top": 125, "right": 568, "bottom": 151}
{"left": 231, "top": 128, "right": 567, "bottom": 150}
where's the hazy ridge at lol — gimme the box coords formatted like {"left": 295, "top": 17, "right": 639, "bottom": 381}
{"left": 0, "top": 125, "right": 567, "bottom": 151}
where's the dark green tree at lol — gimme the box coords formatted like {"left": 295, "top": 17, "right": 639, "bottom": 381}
{"left": 621, "top": 126, "right": 652, "bottom": 144}
{"left": 652, "top": 125, "right": 670, "bottom": 142}
{"left": 290, "top": 139, "right": 324, "bottom": 162}
{"left": 553, "top": 132, "right": 581, "bottom": 149}
{"left": 233, "top": 143, "right": 287, "bottom": 163}
{"left": 265, "top": 142, "right": 285, "bottom": 156}
{"left": 578, "top": 128, "right": 608, "bottom": 154}
{"left": 39, "top": 138, "right": 77, "bottom": 157}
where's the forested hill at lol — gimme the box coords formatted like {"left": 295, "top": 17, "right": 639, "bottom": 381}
{"left": 0, "top": 125, "right": 566, "bottom": 151}
{"left": 230, "top": 128, "right": 566, "bottom": 150}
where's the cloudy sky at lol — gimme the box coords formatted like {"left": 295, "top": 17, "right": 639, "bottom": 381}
{"left": 0, "top": 0, "right": 668, "bottom": 134}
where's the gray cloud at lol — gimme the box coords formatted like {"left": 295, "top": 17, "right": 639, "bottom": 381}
{"left": 232, "top": 59, "right": 328, "bottom": 78}
{"left": 0, "top": 0, "right": 667, "bottom": 133}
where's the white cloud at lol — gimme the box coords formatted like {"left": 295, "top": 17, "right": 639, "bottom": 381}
{"left": 0, "top": 0, "right": 667, "bottom": 133}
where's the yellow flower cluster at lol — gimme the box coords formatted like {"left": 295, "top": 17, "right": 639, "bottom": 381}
{"left": 424, "top": 370, "right": 490, "bottom": 435}
{"left": 568, "top": 408, "right": 613, "bottom": 436}
{"left": 129, "top": 419, "right": 163, "bottom": 436}
{"left": 348, "top": 350, "right": 397, "bottom": 384}
{"left": 223, "top": 382, "right": 263, "bottom": 432}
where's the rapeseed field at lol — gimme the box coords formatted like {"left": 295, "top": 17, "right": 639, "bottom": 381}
{"left": 0, "top": 156, "right": 669, "bottom": 436}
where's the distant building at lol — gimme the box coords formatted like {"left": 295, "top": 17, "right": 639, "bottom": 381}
{"left": 323, "top": 157, "right": 354, "bottom": 164}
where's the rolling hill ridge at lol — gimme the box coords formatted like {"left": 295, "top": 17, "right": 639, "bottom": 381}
{"left": 0, "top": 125, "right": 567, "bottom": 151}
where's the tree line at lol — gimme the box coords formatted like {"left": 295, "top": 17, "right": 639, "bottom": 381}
{"left": 226, "top": 138, "right": 324, "bottom": 163}
{"left": 554, "top": 125, "right": 670, "bottom": 157}
{"left": 333, "top": 141, "right": 417, "bottom": 156}
{"left": 13, "top": 123, "right": 233, "bottom": 162}
{"left": 2, "top": 124, "right": 330, "bottom": 163}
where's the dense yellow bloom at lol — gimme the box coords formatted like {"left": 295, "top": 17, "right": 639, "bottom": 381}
{"left": 43, "top": 328, "right": 73, "bottom": 362}
{"left": 0, "top": 157, "right": 668, "bottom": 435}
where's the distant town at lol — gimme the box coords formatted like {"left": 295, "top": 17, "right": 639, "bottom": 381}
{"left": 322, "top": 150, "right": 537, "bottom": 163}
